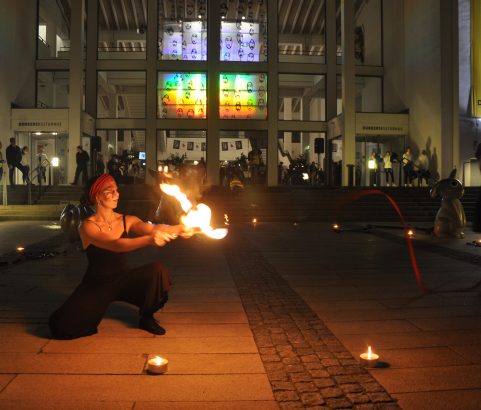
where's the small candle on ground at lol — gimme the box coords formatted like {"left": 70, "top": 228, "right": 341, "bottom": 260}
{"left": 360, "top": 346, "right": 379, "bottom": 367}
{"left": 147, "top": 355, "right": 169, "bottom": 374}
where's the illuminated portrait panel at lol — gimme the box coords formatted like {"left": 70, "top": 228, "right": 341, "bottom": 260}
{"left": 219, "top": 73, "right": 267, "bottom": 119}
{"left": 157, "top": 73, "right": 207, "bottom": 119}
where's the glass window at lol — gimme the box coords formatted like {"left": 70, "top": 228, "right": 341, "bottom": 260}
{"left": 98, "top": 0, "right": 147, "bottom": 59}
{"left": 336, "top": 0, "right": 382, "bottom": 65}
{"left": 220, "top": 0, "right": 267, "bottom": 62}
{"left": 96, "top": 129, "right": 147, "bottom": 182}
{"left": 157, "top": 129, "right": 206, "bottom": 165}
{"left": 354, "top": 0, "right": 382, "bottom": 66}
{"left": 278, "top": 131, "right": 326, "bottom": 185}
{"left": 356, "top": 76, "right": 382, "bottom": 112}
{"left": 97, "top": 72, "right": 146, "bottom": 118}
{"left": 278, "top": 74, "right": 325, "bottom": 121}
{"left": 157, "top": 73, "right": 207, "bottom": 119}
{"left": 36, "top": 71, "right": 70, "bottom": 108}
{"left": 220, "top": 73, "right": 267, "bottom": 119}
{"left": 278, "top": 0, "right": 325, "bottom": 63}
{"left": 219, "top": 130, "right": 267, "bottom": 186}
{"left": 38, "top": 0, "right": 71, "bottom": 59}
{"left": 158, "top": 0, "right": 207, "bottom": 60}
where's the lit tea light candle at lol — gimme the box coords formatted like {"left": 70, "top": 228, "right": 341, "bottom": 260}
{"left": 406, "top": 229, "right": 415, "bottom": 238}
{"left": 16, "top": 246, "right": 25, "bottom": 253}
{"left": 147, "top": 355, "right": 169, "bottom": 374}
{"left": 252, "top": 218, "right": 257, "bottom": 227}
{"left": 360, "top": 346, "right": 379, "bottom": 367}
{"left": 332, "top": 223, "right": 340, "bottom": 232}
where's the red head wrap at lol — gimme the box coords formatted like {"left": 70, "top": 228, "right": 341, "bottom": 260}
{"left": 89, "top": 174, "right": 116, "bottom": 205}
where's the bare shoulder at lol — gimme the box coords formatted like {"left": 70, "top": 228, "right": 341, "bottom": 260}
{"left": 80, "top": 218, "right": 101, "bottom": 233}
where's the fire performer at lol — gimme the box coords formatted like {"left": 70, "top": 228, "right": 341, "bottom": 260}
{"left": 49, "top": 174, "right": 192, "bottom": 339}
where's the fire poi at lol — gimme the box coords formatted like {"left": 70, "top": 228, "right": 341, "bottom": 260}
{"left": 160, "top": 183, "right": 228, "bottom": 240}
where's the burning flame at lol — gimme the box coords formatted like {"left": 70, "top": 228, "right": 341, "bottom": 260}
{"left": 150, "top": 356, "right": 167, "bottom": 366}
{"left": 160, "top": 183, "right": 228, "bottom": 240}
{"left": 224, "top": 214, "right": 230, "bottom": 226}
{"left": 367, "top": 346, "right": 372, "bottom": 360}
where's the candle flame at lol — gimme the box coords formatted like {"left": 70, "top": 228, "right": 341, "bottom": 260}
{"left": 16, "top": 246, "right": 25, "bottom": 252}
{"left": 332, "top": 223, "right": 339, "bottom": 230}
{"left": 160, "top": 183, "right": 228, "bottom": 240}
{"left": 252, "top": 218, "right": 257, "bottom": 224}
{"left": 367, "top": 346, "right": 372, "bottom": 360}
{"left": 407, "top": 229, "right": 415, "bottom": 237}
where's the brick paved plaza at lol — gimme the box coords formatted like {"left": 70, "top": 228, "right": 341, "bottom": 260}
{"left": 1, "top": 221, "right": 481, "bottom": 409}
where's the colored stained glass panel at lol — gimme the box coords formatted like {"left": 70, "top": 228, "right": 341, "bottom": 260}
{"left": 219, "top": 73, "right": 267, "bottom": 119}
{"left": 157, "top": 73, "right": 207, "bottom": 119}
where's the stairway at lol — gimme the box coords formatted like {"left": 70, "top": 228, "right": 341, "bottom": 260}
{"left": 0, "top": 184, "right": 478, "bottom": 224}
{"left": 201, "top": 186, "right": 480, "bottom": 225}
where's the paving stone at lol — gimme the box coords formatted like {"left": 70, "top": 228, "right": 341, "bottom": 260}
{"left": 300, "top": 392, "right": 325, "bottom": 406}
{"left": 271, "top": 381, "right": 296, "bottom": 391}
{"left": 44, "top": 336, "right": 258, "bottom": 354}
{"left": 294, "top": 382, "right": 317, "bottom": 393}
{"left": 392, "top": 389, "right": 481, "bottom": 410}
{"left": 154, "top": 312, "right": 248, "bottom": 324}
{"left": 134, "top": 402, "right": 279, "bottom": 410}
{"left": 372, "top": 365, "right": 481, "bottom": 393}
{"left": 320, "top": 387, "right": 344, "bottom": 399}
{"left": 0, "top": 374, "right": 274, "bottom": 401}
{"left": 274, "top": 391, "right": 300, "bottom": 402}
{"left": 0, "top": 400, "right": 133, "bottom": 409}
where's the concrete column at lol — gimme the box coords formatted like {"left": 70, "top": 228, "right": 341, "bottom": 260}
{"left": 325, "top": 0, "right": 337, "bottom": 121}
{"left": 206, "top": 0, "right": 220, "bottom": 185}
{"left": 341, "top": 0, "right": 356, "bottom": 186}
{"left": 67, "top": 0, "right": 85, "bottom": 182}
{"left": 267, "top": 0, "right": 279, "bottom": 186}
{"left": 85, "top": 0, "right": 98, "bottom": 118}
{"left": 283, "top": 98, "right": 293, "bottom": 157}
{"left": 440, "top": 0, "right": 459, "bottom": 175}
{"left": 46, "top": 16, "right": 57, "bottom": 57}
{"left": 145, "top": 0, "right": 158, "bottom": 181}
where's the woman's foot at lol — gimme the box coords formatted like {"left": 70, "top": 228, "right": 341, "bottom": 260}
{"left": 139, "top": 316, "right": 166, "bottom": 335}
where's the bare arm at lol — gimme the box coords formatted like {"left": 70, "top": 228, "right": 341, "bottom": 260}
{"left": 127, "top": 215, "right": 187, "bottom": 237}
{"left": 80, "top": 220, "right": 174, "bottom": 252}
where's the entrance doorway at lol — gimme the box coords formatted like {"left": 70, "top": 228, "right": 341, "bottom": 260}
{"left": 14, "top": 132, "right": 68, "bottom": 185}
{"left": 327, "top": 137, "right": 343, "bottom": 186}
{"left": 355, "top": 135, "right": 405, "bottom": 187}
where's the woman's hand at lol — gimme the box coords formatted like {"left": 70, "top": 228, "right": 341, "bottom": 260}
{"left": 151, "top": 230, "right": 177, "bottom": 247}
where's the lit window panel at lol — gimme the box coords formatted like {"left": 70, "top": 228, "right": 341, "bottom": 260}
{"left": 219, "top": 73, "right": 267, "bottom": 119}
{"left": 157, "top": 73, "right": 207, "bottom": 119}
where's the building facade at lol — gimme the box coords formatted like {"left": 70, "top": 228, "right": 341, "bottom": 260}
{"left": 0, "top": 0, "right": 468, "bottom": 187}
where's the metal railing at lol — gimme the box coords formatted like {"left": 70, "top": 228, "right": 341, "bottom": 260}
{"left": 27, "top": 160, "right": 52, "bottom": 205}
{"left": 1, "top": 170, "right": 6, "bottom": 205}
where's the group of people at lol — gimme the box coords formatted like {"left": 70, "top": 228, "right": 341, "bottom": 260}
{"left": 367, "top": 147, "right": 431, "bottom": 187}
{"left": 0, "top": 137, "right": 50, "bottom": 186}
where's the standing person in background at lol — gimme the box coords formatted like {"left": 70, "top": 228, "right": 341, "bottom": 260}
{"left": 416, "top": 149, "right": 430, "bottom": 187}
{"left": 6, "top": 137, "right": 27, "bottom": 187}
{"left": 21, "top": 146, "right": 31, "bottom": 184}
{"left": 0, "top": 141, "right": 4, "bottom": 183}
{"left": 96, "top": 153, "right": 105, "bottom": 176}
{"left": 368, "top": 151, "right": 379, "bottom": 186}
{"left": 71, "top": 145, "right": 90, "bottom": 186}
{"left": 37, "top": 146, "right": 48, "bottom": 185}
{"left": 383, "top": 150, "right": 395, "bottom": 187}
{"left": 402, "top": 147, "right": 414, "bottom": 187}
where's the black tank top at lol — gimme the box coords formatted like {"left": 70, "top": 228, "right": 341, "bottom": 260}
{"left": 83, "top": 215, "right": 129, "bottom": 284}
